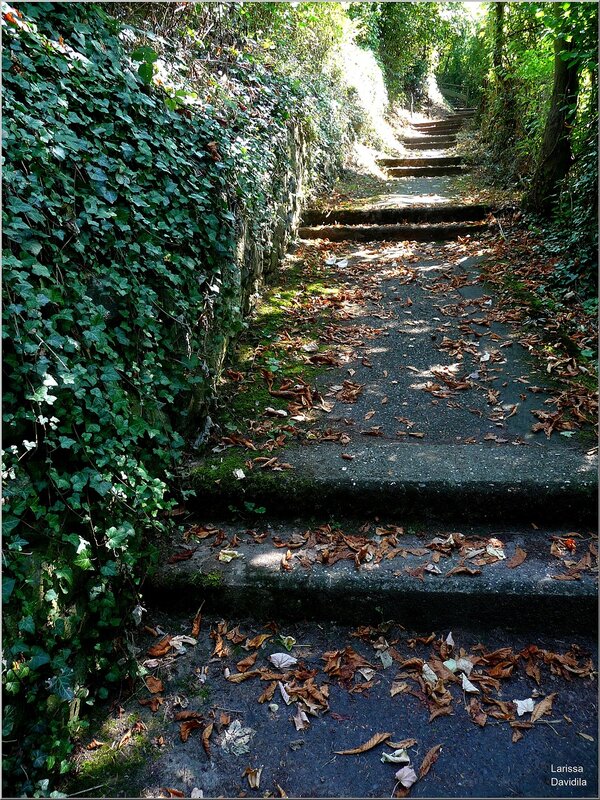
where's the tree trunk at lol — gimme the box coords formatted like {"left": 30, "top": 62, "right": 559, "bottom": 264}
{"left": 493, "top": 2, "right": 505, "bottom": 77}
{"left": 524, "top": 32, "right": 580, "bottom": 212}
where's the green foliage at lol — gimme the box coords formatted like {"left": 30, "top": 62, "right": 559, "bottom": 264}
{"left": 349, "top": 2, "right": 449, "bottom": 102}
{"left": 2, "top": 3, "right": 354, "bottom": 795}
{"left": 440, "top": 2, "right": 597, "bottom": 295}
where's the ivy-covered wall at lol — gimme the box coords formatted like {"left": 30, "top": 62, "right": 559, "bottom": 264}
{"left": 1, "top": 3, "right": 351, "bottom": 794}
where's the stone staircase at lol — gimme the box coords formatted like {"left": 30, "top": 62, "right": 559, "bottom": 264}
{"left": 165, "top": 108, "right": 597, "bottom": 633}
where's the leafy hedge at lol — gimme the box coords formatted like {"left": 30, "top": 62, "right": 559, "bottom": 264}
{"left": 1, "top": 3, "right": 351, "bottom": 794}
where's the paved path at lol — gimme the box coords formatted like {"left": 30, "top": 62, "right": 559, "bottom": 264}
{"left": 70, "top": 112, "right": 598, "bottom": 800}
{"left": 191, "top": 111, "right": 597, "bottom": 524}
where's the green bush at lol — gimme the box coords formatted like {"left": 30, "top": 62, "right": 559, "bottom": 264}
{"left": 1, "top": 3, "right": 352, "bottom": 794}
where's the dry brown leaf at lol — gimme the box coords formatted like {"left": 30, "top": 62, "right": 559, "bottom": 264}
{"left": 86, "top": 739, "right": 105, "bottom": 750}
{"left": 226, "top": 625, "right": 247, "bottom": 644}
{"left": 246, "top": 633, "right": 272, "bottom": 649}
{"left": 388, "top": 738, "right": 417, "bottom": 750}
{"left": 145, "top": 676, "right": 164, "bottom": 694}
{"left": 507, "top": 546, "right": 527, "bottom": 569}
{"left": 243, "top": 767, "right": 263, "bottom": 790}
{"left": 419, "top": 744, "right": 442, "bottom": 778}
{"left": 236, "top": 652, "right": 258, "bottom": 673}
{"left": 161, "top": 789, "right": 185, "bottom": 798}
{"left": 530, "top": 693, "right": 556, "bottom": 724}
{"left": 174, "top": 710, "right": 203, "bottom": 721}
{"left": 227, "top": 669, "right": 261, "bottom": 683}
{"left": 468, "top": 698, "right": 487, "bottom": 727}
{"left": 335, "top": 731, "right": 392, "bottom": 755}
{"left": 179, "top": 719, "right": 203, "bottom": 742}
{"left": 148, "top": 636, "right": 172, "bottom": 657}
{"left": 191, "top": 611, "right": 202, "bottom": 637}
{"left": 445, "top": 563, "right": 481, "bottom": 577}
{"left": 258, "top": 681, "right": 277, "bottom": 703}
{"left": 202, "top": 722, "right": 213, "bottom": 757}
{"left": 139, "top": 696, "right": 163, "bottom": 712}
{"left": 390, "top": 681, "right": 409, "bottom": 697}
{"left": 117, "top": 729, "right": 132, "bottom": 749}
{"left": 429, "top": 705, "right": 453, "bottom": 723}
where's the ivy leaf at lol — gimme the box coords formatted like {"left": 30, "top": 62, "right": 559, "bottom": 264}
{"left": 106, "top": 523, "right": 135, "bottom": 549}
{"left": 131, "top": 46, "right": 158, "bottom": 63}
{"left": 3, "top": 578, "right": 16, "bottom": 604}
{"left": 2, "top": 706, "right": 15, "bottom": 738}
{"left": 137, "top": 62, "right": 154, "bottom": 85}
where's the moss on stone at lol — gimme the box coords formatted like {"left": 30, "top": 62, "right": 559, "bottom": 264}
{"left": 63, "top": 711, "right": 161, "bottom": 797}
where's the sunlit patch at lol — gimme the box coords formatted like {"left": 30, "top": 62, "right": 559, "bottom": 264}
{"left": 250, "top": 550, "right": 285, "bottom": 568}
{"left": 397, "top": 323, "right": 434, "bottom": 335}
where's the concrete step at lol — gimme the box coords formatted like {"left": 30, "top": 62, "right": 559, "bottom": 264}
{"left": 300, "top": 203, "right": 490, "bottom": 226}
{"left": 76, "top": 610, "right": 598, "bottom": 798}
{"left": 187, "top": 442, "right": 596, "bottom": 525}
{"left": 412, "top": 123, "right": 463, "bottom": 132}
{"left": 148, "top": 520, "right": 597, "bottom": 633}
{"left": 297, "top": 220, "right": 487, "bottom": 242}
{"left": 411, "top": 128, "right": 462, "bottom": 138}
{"left": 385, "top": 165, "right": 471, "bottom": 178}
{"left": 404, "top": 137, "right": 457, "bottom": 149}
{"left": 377, "top": 156, "right": 464, "bottom": 168}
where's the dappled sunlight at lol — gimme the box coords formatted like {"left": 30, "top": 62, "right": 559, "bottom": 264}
{"left": 249, "top": 550, "right": 283, "bottom": 568}
{"left": 368, "top": 191, "right": 454, "bottom": 206}
{"left": 396, "top": 322, "right": 435, "bottom": 335}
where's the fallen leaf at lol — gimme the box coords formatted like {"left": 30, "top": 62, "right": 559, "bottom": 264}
{"left": 174, "top": 710, "right": 203, "bottom": 721}
{"left": 161, "top": 789, "right": 185, "bottom": 798}
{"left": 202, "top": 722, "right": 213, "bottom": 757}
{"left": 388, "top": 738, "right": 417, "bottom": 750}
{"left": 293, "top": 706, "right": 310, "bottom": 731}
{"left": 246, "top": 633, "right": 271, "bottom": 649}
{"left": 148, "top": 636, "right": 172, "bottom": 657}
{"left": 395, "top": 766, "right": 418, "bottom": 788}
{"left": 382, "top": 749, "right": 410, "bottom": 764}
{"left": 530, "top": 693, "right": 556, "bottom": 724}
{"left": 514, "top": 698, "right": 535, "bottom": 716}
{"left": 145, "top": 676, "right": 164, "bottom": 694}
{"left": 258, "top": 681, "right": 277, "bottom": 703}
{"left": 226, "top": 669, "right": 261, "bottom": 684}
{"left": 461, "top": 674, "right": 479, "bottom": 693}
{"left": 236, "top": 652, "right": 258, "bottom": 673}
{"left": 468, "top": 698, "right": 487, "bottom": 727}
{"left": 419, "top": 743, "right": 442, "bottom": 778}
{"left": 242, "top": 766, "right": 263, "bottom": 790}
{"left": 429, "top": 705, "right": 453, "bottom": 723}
{"left": 507, "top": 546, "right": 527, "bottom": 568}
{"left": 335, "top": 731, "right": 392, "bottom": 755}
{"left": 191, "top": 609, "right": 202, "bottom": 637}
{"left": 221, "top": 720, "right": 255, "bottom": 755}
{"left": 179, "top": 719, "right": 203, "bottom": 742}
{"left": 578, "top": 732, "right": 594, "bottom": 741}
{"left": 269, "top": 653, "right": 298, "bottom": 670}
{"left": 218, "top": 549, "right": 243, "bottom": 563}
{"left": 446, "top": 563, "right": 481, "bottom": 577}
{"left": 139, "top": 696, "right": 163, "bottom": 712}
{"left": 86, "top": 739, "right": 105, "bottom": 750}
{"left": 167, "top": 549, "right": 195, "bottom": 564}
{"left": 278, "top": 681, "right": 292, "bottom": 705}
